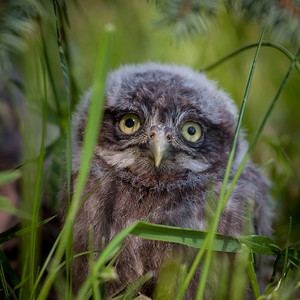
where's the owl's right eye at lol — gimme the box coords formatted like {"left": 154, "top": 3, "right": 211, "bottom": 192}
{"left": 119, "top": 114, "right": 141, "bottom": 134}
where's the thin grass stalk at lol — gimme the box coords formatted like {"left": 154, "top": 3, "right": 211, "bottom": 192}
{"left": 0, "top": 216, "right": 55, "bottom": 245}
{"left": 38, "top": 19, "right": 63, "bottom": 125}
{"left": 222, "top": 46, "right": 300, "bottom": 210}
{"left": 29, "top": 230, "right": 63, "bottom": 300}
{"left": 200, "top": 41, "right": 300, "bottom": 74}
{"left": 0, "top": 261, "right": 9, "bottom": 297}
{"left": 246, "top": 250, "right": 260, "bottom": 299}
{"left": 76, "top": 165, "right": 117, "bottom": 214}
{"left": 75, "top": 223, "right": 138, "bottom": 300}
{"left": 28, "top": 56, "right": 47, "bottom": 292}
{"left": 231, "top": 244, "right": 249, "bottom": 300}
{"left": 194, "top": 27, "right": 267, "bottom": 300}
{"left": 278, "top": 267, "right": 300, "bottom": 300}
{"left": 30, "top": 249, "right": 104, "bottom": 299}
{"left": 177, "top": 263, "right": 188, "bottom": 297}
{"left": 37, "top": 24, "right": 114, "bottom": 300}
{"left": 89, "top": 228, "right": 101, "bottom": 300}
{"left": 281, "top": 217, "right": 293, "bottom": 291}
{"left": 53, "top": 2, "right": 73, "bottom": 297}
{"left": 107, "top": 206, "right": 161, "bottom": 269}
{"left": 217, "top": 47, "right": 300, "bottom": 298}
{"left": 0, "top": 249, "right": 19, "bottom": 290}
{"left": 19, "top": 251, "right": 29, "bottom": 300}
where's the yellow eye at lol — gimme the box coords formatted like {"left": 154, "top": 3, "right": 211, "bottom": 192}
{"left": 120, "top": 114, "right": 140, "bottom": 134}
{"left": 182, "top": 122, "right": 202, "bottom": 142}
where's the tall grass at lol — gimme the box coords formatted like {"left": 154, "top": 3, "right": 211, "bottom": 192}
{"left": 0, "top": 1, "right": 300, "bottom": 299}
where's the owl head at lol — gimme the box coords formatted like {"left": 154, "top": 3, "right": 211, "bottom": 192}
{"left": 73, "top": 63, "right": 247, "bottom": 188}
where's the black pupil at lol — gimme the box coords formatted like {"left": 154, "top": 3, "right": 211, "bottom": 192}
{"left": 125, "top": 118, "right": 135, "bottom": 128}
{"left": 187, "top": 126, "right": 196, "bottom": 135}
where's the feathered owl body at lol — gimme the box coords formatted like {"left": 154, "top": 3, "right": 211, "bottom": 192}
{"left": 64, "top": 63, "right": 272, "bottom": 297}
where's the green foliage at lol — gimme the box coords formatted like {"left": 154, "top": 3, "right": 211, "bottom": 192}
{"left": 0, "top": 0, "right": 300, "bottom": 299}
{"left": 154, "top": 0, "right": 300, "bottom": 46}
{"left": 0, "top": 0, "right": 44, "bottom": 71}
{"left": 153, "top": 0, "right": 223, "bottom": 40}
{"left": 226, "top": 0, "right": 300, "bottom": 46}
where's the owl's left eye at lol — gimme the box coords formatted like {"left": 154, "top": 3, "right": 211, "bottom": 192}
{"left": 182, "top": 121, "right": 202, "bottom": 142}
{"left": 119, "top": 114, "right": 141, "bottom": 134}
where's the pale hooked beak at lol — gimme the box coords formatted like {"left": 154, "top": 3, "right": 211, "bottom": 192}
{"left": 149, "top": 125, "right": 172, "bottom": 167}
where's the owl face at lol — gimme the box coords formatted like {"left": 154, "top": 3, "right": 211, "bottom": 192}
{"left": 75, "top": 63, "right": 246, "bottom": 186}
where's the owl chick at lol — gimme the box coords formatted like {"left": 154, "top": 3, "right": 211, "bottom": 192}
{"left": 63, "top": 63, "right": 272, "bottom": 298}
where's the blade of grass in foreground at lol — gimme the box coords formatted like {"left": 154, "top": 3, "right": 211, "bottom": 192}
{"left": 212, "top": 46, "right": 300, "bottom": 299}
{"left": 0, "top": 249, "right": 19, "bottom": 293}
{"left": 37, "top": 24, "right": 114, "bottom": 300}
{"left": 52, "top": 2, "right": 73, "bottom": 296}
{"left": 0, "top": 216, "right": 55, "bottom": 245}
{"left": 0, "top": 260, "right": 9, "bottom": 298}
{"left": 222, "top": 47, "right": 300, "bottom": 210}
{"left": 76, "top": 221, "right": 242, "bottom": 299}
{"left": 0, "top": 170, "right": 21, "bottom": 186}
{"left": 28, "top": 56, "right": 47, "bottom": 293}
{"left": 189, "top": 27, "right": 266, "bottom": 300}
{"left": 0, "top": 196, "right": 31, "bottom": 220}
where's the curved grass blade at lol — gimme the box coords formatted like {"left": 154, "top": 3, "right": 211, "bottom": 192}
{"left": 0, "top": 216, "right": 56, "bottom": 245}
{"left": 0, "top": 170, "right": 21, "bottom": 186}
{"left": 0, "top": 196, "right": 30, "bottom": 220}
{"left": 194, "top": 27, "right": 267, "bottom": 300}
{"left": 0, "top": 260, "right": 9, "bottom": 298}
{"left": 237, "top": 235, "right": 281, "bottom": 255}
{"left": 28, "top": 56, "right": 48, "bottom": 292}
{"left": 200, "top": 41, "right": 300, "bottom": 74}
{"left": 0, "top": 249, "right": 19, "bottom": 291}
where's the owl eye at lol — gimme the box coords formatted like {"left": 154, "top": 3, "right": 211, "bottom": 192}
{"left": 182, "top": 122, "right": 202, "bottom": 142}
{"left": 120, "top": 114, "right": 141, "bottom": 134}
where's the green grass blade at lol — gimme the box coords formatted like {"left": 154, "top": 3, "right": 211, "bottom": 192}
{"left": 237, "top": 235, "right": 281, "bottom": 255}
{"left": 230, "top": 244, "right": 249, "bottom": 300}
{"left": 28, "top": 56, "right": 47, "bottom": 292}
{"left": 29, "top": 230, "right": 63, "bottom": 300}
{"left": 76, "top": 221, "right": 241, "bottom": 299}
{"left": 0, "top": 261, "right": 9, "bottom": 298}
{"left": 280, "top": 217, "right": 293, "bottom": 293}
{"left": 0, "top": 196, "right": 30, "bottom": 220}
{"left": 53, "top": 2, "right": 75, "bottom": 297}
{"left": 37, "top": 24, "right": 114, "bottom": 300}
{"left": 176, "top": 264, "right": 188, "bottom": 300}
{"left": 115, "top": 272, "right": 152, "bottom": 300}
{"left": 246, "top": 249, "right": 260, "bottom": 299}
{"left": 0, "top": 249, "right": 19, "bottom": 293}
{"left": 39, "top": 20, "right": 63, "bottom": 125}
{"left": 200, "top": 41, "right": 300, "bottom": 74}
{"left": 89, "top": 228, "right": 100, "bottom": 300}
{"left": 221, "top": 46, "right": 300, "bottom": 224}
{"left": 0, "top": 216, "right": 56, "bottom": 245}
{"left": 75, "top": 222, "right": 141, "bottom": 300}
{"left": 131, "top": 222, "right": 240, "bottom": 252}
{"left": 195, "top": 27, "right": 266, "bottom": 300}
{"left": 76, "top": 165, "right": 117, "bottom": 214}
{"left": 0, "top": 170, "right": 21, "bottom": 186}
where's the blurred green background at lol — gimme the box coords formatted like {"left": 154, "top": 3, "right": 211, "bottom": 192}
{"left": 1, "top": 0, "right": 300, "bottom": 245}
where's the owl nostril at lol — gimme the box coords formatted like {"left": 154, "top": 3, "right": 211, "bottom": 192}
{"left": 149, "top": 125, "right": 161, "bottom": 140}
{"left": 150, "top": 132, "right": 156, "bottom": 139}
{"left": 166, "top": 133, "right": 172, "bottom": 142}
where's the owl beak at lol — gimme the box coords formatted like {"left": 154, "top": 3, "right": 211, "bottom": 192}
{"left": 149, "top": 127, "right": 171, "bottom": 167}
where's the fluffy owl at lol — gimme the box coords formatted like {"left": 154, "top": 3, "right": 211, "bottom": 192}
{"left": 63, "top": 63, "right": 272, "bottom": 298}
